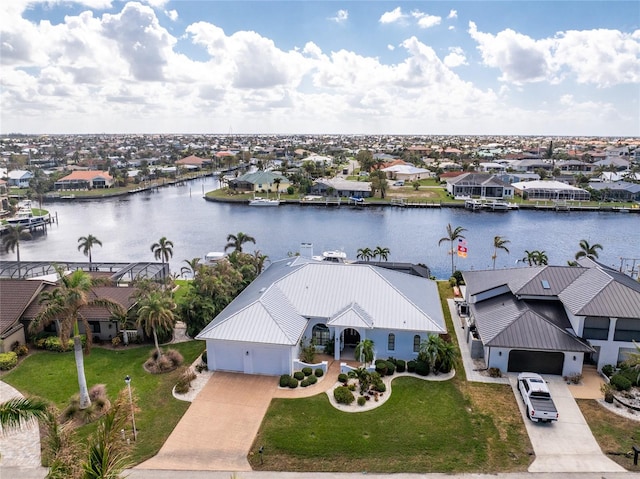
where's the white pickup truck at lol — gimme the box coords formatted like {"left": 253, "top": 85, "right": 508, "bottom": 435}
{"left": 517, "top": 372, "right": 559, "bottom": 423}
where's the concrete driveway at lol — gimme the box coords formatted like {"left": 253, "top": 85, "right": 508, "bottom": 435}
{"left": 509, "top": 375, "right": 625, "bottom": 473}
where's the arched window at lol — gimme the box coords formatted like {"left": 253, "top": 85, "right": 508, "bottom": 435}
{"left": 388, "top": 333, "right": 395, "bottom": 351}
{"left": 413, "top": 335, "right": 421, "bottom": 353}
{"left": 312, "top": 324, "right": 331, "bottom": 346}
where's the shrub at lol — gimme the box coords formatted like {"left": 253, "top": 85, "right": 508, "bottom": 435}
{"left": 386, "top": 357, "right": 397, "bottom": 366}
{"left": 347, "top": 370, "right": 357, "bottom": 379}
{"left": 175, "top": 367, "right": 197, "bottom": 394}
{"left": 11, "top": 343, "right": 28, "bottom": 357}
{"left": 279, "top": 374, "right": 292, "bottom": 387}
{"left": 288, "top": 377, "right": 298, "bottom": 389}
{"left": 201, "top": 350, "right": 208, "bottom": 365}
{"left": 371, "top": 375, "right": 386, "bottom": 393}
{"left": 407, "top": 360, "right": 416, "bottom": 373}
{"left": 111, "top": 336, "right": 121, "bottom": 347}
{"left": 610, "top": 373, "right": 632, "bottom": 391}
{"left": 601, "top": 364, "right": 615, "bottom": 377}
{"left": 338, "top": 373, "right": 348, "bottom": 384}
{"left": 375, "top": 362, "right": 388, "bottom": 376}
{"left": 286, "top": 186, "right": 295, "bottom": 195}
{"left": 415, "top": 360, "right": 430, "bottom": 376}
{"left": 347, "top": 383, "right": 356, "bottom": 391}
{"left": 395, "top": 359, "right": 406, "bottom": 373}
{"left": 0, "top": 351, "right": 18, "bottom": 370}
{"left": 307, "top": 375, "right": 317, "bottom": 385}
{"left": 385, "top": 361, "right": 396, "bottom": 375}
{"left": 302, "top": 367, "right": 312, "bottom": 377}
{"left": 488, "top": 367, "right": 502, "bottom": 378}
{"left": 357, "top": 396, "right": 366, "bottom": 406}
{"left": 156, "top": 354, "right": 173, "bottom": 372}
{"left": 334, "top": 386, "right": 355, "bottom": 405}
{"left": 314, "top": 368, "right": 324, "bottom": 377}
{"left": 293, "top": 371, "right": 305, "bottom": 381}
{"left": 300, "top": 379, "right": 310, "bottom": 387}
{"left": 164, "top": 349, "right": 184, "bottom": 368}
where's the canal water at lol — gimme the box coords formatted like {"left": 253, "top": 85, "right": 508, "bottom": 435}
{"left": 4, "top": 176, "right": 639, "bottom": 279}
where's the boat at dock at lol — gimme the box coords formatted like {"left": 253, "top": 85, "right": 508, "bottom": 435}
{"left": 248, "top": 197, "right": 280, "bottom": 206}
{"left": 6, "top": 201, "right": 48, "bottom": 227}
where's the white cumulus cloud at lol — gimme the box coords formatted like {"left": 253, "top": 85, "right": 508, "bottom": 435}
{"left": 379, "top": 7, "right": 406, "bottom": 24}
{"left": 329, "top": 9, "right": 348, "bottom": 23}
{"left": 448, "top": 10, "right": 458, "bottom": 19}
{"left": 444, "top": 47, "right": 467, "bottom": 68}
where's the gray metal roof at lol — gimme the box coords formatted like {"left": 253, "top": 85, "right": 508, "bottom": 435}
{"left": 462, "top": 268, "right": 539, "bottom": 297}
{"left": 515, "top": 266, "right": 586, "bottom": 297}
{"left": 197, "top": 259, "right": 445, "bottom": 345}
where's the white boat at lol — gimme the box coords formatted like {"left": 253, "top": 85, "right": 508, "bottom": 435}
{"left": 313, "top": 250, "right": 348, "bottom": 263}
{"left": 204, "top": 252, "right": 227, "bottom": 264}
{"left": 464, "top": 199, "right": 483, "bottom": 211}
{"left": 485, "top": 200, "right": 509, "bottom": 211}
{"left": 248, "top": 197, "right": 280, "bottom": 206}
{"left": 6, "top": 201, "right": 47, "bottom": 227}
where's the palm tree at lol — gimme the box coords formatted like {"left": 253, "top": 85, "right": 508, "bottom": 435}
{"left": 522, "top": 250, "right": 537, "bottom": 266}
{"left": 77, "top": 234, "right": 102, "bottom": 269}
{"left": 523, "top": 250, "right": 549, "bottom": 266}
{"left": 136, "top": 290, "right": 176, "bottom": 358}
{"left": 224, "top": 232, "right": 256, "bottom": 253}
{"left": 29, "top": 269, "right": 124, "bottom": 409}
{"left": 491, "top": 235, "right": 510, "bottom": 269}
{"left": 180, "top": 257, "right": 201, "bottom": 278}
{"left": 2, "top": 224, "right": 32, "bottom": 278}
{"left": 373, "top": 246, "right": 390, "bottom": 261}
{"left": 438, "top": 223, "right": 467, "bottom": 277}
{"left": 575, "top": 239, "right": 603, "bottom": 261}
{"left": 356, "top": 247, "right": 373, "bottom": 261}
{"left": 150, "top": 237, "right": 174, "bottom": 266}
{"left": 354, "top": 338, "right": 375, "bottom": 366}
{"left": 0, "top": 397, "right": 48, "bottom": 434}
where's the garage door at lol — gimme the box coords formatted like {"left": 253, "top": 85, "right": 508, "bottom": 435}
{"left": 508, "top": 350, "right": 564, "bottom": 375}
{"left": 251, "top": 347, "right": 287, "bottom": 375}
{"left": 213, "top": 342, "right": 244, "bottom": 372}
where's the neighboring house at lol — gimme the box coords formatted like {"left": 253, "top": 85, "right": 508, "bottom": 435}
{"left": 228, "top": 171, "right": 290, "bottom": 193}
{"left": 445, "top": 173, "right": 514, "bottom": 199}
{"left": 20, "top": 282, "right": 139, "bottom": 343}
{"left": 176, "top": 155, "right": 211, "bottom": 169}
{"left": 0, "top": 280, "right": 45, "bottom": 352}
{"left": 7, "top": 170, "right": 34, "bottom": 188}
{"left": 54, "top": 171, "right": 114, "bottom": 190}
{"left": 497, "top": 172, "right": 540, "bottom": 184}
{"left": 196, "top": 258, "right": 446, "bottom": 376}
{"left": 589, "top": 181, "right": 640, "bottom": 202}
{"left": 478, "top": 162, "right": 507, "bottom": 173}
{"left": 461, "top": 259, "right": 640, "bottom": 376}
{"left": 510, "top": 159, "right": 552, "bottom": 173}
{"left": 511, "top": 180, "right": 591, "bottom": 201}
{"left": 310, "top": 178, "right": 372, "bottom": 198}
{"left": 556, "top": 159, "right": 593, "bottom": 175}
{"left": 381, "top": 164, "right": 431, "bottom": 181}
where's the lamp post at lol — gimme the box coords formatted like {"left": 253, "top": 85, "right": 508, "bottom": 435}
{"left": 124, "top": 375, "right": 137, "bottom": 441}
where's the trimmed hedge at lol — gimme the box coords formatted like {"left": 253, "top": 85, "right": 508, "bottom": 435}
{"left": 385, "top": 361, "right": 396, "bottom": 375}
{"left": 36, "top": 335, "right": 87, "bottom": 352}
{"left": 395, "top": 359, "right": 406, "bottom": 373}
{"left": 288, "top": 377, "right": 299, "bottom": 388}
{"left": 334, "top": 386, "right": 355, "bottom": 405}
{"left": 308, "top": 375, "right": 318, "bottom": 385}
{"left": 415, "top": 360, "right": 430, "bottom": 376}
{"left": 407, "top": 360, "right": 416, "bottom": 373}
{"left": 314, "top": 368, "right": 324, "bottom": 377}
{"left": 601, "top": 364, "right": 615, "bottom": 377}
{"left": 610, "top": 373, "right": 632, "bottom": 391}
{"left": 302, "top": 367, "right": 312, "bottom": 376}
{"left": 357, "top": 396, "right": 366, "bottom": 406}
{"left": 0, "top": 351, "right": 18, "bottom": 370}
{"left": 293, "top": 371, "right": 305, "bottom": 381}
{"left": 279, "top": 374, "right": 292, "bottom": 387}
{"left": 338, "top": 373, "right": 348, "bottom": 384}
{"left": 301, "top": 379, "right": 310, "bottom": 387}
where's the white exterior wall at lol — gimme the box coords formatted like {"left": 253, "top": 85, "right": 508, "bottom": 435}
{"left": 206, "top": 339, "right": 292, "bottom": 375}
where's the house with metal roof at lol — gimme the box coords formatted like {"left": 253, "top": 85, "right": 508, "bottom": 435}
{"left": 228, "top": 171, "right": 291, "bottom": 193}
{"left": 445, "top": 173, "right": 514, "bottom": 199}
{"left": 461, "top": 259, "right": 640, "bottom": 376}
{"left": 196, "top": 257, "right": 446, "bottom": 375}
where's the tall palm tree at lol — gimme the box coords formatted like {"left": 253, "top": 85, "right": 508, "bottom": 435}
{"left": 224, "top": 232, "right": 256, "bottom": 253}
{"left": 439, "top": 223, "right": 467, "bottom": 277}
{"left": 2, "top": 224, "right": 32, "bottom": 278}
{"left": 0, "top": 397, "right": 48, "bottom": 434}
{"left": 150, "top": 237, "right": 174, "bottom": 271}
{"left": 136, "top": 290, "right": 176, "bottom": 358}
{"left": 77, "top": 234, "right": 102, "bottom": 269}
{"left": 522, "top": 250, "right": 536, "bottom": 266}
{"left": 356, "top": 247, "right": 373, "bottom": 261}
{"left": 373, "top": 246, "right": 390, "bottom": 261}
{"left": 29, "top": 269, "right": 124, "bottom": 409}
{"left": 180, "top": 257, "right": 201, "bottom": 278}
{"left": 354, "top": 338, "right": 375, "bottom": 366}
{"left": 491, "top": 235, "right": 510, "bottom": 269}
{"left": 575, "top": 239, "right": 603, "bottom": 261}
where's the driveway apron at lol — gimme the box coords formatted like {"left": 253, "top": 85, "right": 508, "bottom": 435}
{"left": 136, "top": 372, "right": 277, "bottom": 472}
{"left": 510, "top": 376, "right": 625, "bottom": 473}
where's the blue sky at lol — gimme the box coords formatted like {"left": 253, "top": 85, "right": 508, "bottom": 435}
{"left": 2, "top": 1, "right": 639, "bottom": 135}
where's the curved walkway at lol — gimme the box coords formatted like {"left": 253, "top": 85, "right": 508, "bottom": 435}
{"left": 0, "top": 381, "right": 48, "bottom": 479}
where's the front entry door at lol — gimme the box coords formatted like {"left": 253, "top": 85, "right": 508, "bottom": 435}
{"left": 343, "top": 328, "right": 360, "bottom": 346}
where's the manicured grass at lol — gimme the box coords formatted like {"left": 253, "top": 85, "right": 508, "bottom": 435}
{"left": 250, "top": 377, "right": 531, "bottom": 473}
{"left": 578, "top": 399, "right": 640, "bottom": 472}
{"left": 173, "top": 279, "right": 193, "bottom": 305}
{"left": 2, "top": 340, "right": 205, "bottom": 464}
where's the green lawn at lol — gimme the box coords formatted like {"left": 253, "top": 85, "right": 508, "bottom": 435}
{"left": 250, "top": 377, "right": 531, "bottom": 473}
{"left": 2, "top": 340, "right": 205, "bottom": 464}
